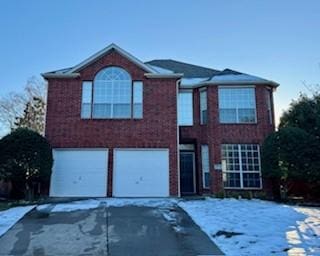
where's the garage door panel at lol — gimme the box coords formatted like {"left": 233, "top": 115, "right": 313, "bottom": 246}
{"left": 50, "top": 149, "right": 108, "bottom": 197}
{"left": 113, "top": 149, "right": 169, "bottom": 197}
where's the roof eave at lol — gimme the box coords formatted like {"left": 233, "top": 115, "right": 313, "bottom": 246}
{"left": 180, "top": 80, "right": 279, "bottom": 88}
{"left": 144, "top": 73, "right": 184, "bottom": 78}
{"left": 41, "top": 72, "right": 81, "bottom": 79}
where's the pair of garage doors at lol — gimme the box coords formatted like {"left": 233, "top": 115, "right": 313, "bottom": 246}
{"left": 50, "top": 149, "right": 169, "bottom": 197}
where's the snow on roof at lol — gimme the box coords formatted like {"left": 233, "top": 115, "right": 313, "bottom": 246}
{"left": 145, "top": 64, "right": 174, "bottom": 74}
{"left": 210, "top": 73, "right": 269, "bottom": 82}
{"left": 180, "top": 77, "right": 209, "bottom": 86}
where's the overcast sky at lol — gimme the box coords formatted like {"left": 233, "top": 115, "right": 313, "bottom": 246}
{"left": 0, "top": 0, "right": 320, "bottom": 135}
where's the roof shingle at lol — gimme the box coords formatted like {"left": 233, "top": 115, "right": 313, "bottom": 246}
{"left": 145, "top": 59, "right": 220, "bottom": 78}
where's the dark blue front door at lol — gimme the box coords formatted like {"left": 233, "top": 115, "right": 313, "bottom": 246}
{"left": 180, "top": 152, "right": 195, "bottom": 194}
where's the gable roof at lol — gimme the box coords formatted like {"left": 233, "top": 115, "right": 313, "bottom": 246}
{"left": 145, "top": 59, "right": 220, "bottom": 78}
{"left": 42, "top": 43, "right": 163, "bottom": 78}
{"left": 42, "top": 44, "right": 278, "bottom": 87}
{"left": 68, "top": 43, "right": 157, "bottom": 74}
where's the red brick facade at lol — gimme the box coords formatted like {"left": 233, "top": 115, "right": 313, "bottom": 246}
{"left": 180, "top": 85, "right": 275, "bottom": 194}
{"left": 45, "top": 50, "right": 179, "bottom": 196}
{"left": 45, "top": 48, "right": 276, "bottom": 197}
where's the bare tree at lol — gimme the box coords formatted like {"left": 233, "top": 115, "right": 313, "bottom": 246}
{"left": 0, "top": 77, "right": 47, "bottom": 136}
{"left": 302, "top": 63, "right": 320, "bottom": 95}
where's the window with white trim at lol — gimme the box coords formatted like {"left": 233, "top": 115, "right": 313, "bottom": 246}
{"left": 218, "top": 87, "right": 256, "bottom": 123}
{"left": 133, "top": 81, "right": 143, "bottom": 118}
{"left": 80, "top": 67, "right": 144, "bottom": 119}
{"left": 81, "top": 81, "right": 92, "bottom": 119}
{"left": 201, "top": 145, "right": 210, "bottom": 188}
{"left": 200, "top": 89, "right": 207, "bottom": 125}
{"left": 221, "top": 144, "right": 261, "bottom": 189}
{"left": 93, "top": 67, "right": 132, "bottom": 118}
{"left": 178, "top": 91, "right": 193, "bottom": 125}
{"left": 266, "top": 88, "right": 273, "bottom": 124}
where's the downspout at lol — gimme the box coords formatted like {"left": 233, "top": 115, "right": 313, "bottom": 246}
{"left": 176, "top": 78, "right": 181, "bottom": 197}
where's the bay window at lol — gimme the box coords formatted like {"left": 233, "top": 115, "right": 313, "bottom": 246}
{"left": 200, "top": 89, "right": 207, "bottom": 125}
{"left": 266, "top": 88, "right": 273, "bottom": 124}
{"left": 218, "top": 87, "right": 256, "bottom": 123}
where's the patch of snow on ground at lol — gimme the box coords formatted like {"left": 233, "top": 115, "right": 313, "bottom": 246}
{"left": 50, "top": 199, "right": 100, "bottom": 212}
{"left": 159, "top": 207, "right": 184, "bottom": 234}
{"left": 98, "top": 198, "right": 178, "bottom": 208}
{"left": 162, "top": 210, "right": 177, "bottom": 223}
{"left": 0, "top": 205, "right": 35, "bottom": 237}
{"left": 36, "top": 198, "right": 179, "bottom": 213}
{"left": 179, "top": 198, "right": 320, "bottom": 256}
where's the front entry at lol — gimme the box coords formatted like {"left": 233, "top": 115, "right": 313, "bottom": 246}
{"left": 180, "top": 152, "right": 195, "bottom": 195}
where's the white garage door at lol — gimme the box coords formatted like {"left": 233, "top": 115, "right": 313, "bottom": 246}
{"left": 50, "top": 149, "right": 108, "bottom": 197}
{"left": 113, "top": 149, "right": 169, "bottom": 197}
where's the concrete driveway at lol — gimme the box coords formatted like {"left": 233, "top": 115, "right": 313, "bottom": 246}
{"left": 0, "top": 205, "right": 223, "bottom": 256}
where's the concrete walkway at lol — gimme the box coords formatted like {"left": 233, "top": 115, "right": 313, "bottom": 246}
{"left": 0, "top": 205, "right": 223, "bottom": 256}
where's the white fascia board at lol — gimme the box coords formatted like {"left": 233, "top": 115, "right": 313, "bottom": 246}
{"left": 144, "top": 73, "right": 184, "bottom": 78}
{"left": 67, "top": 43, "right": 157, "bottom": 74}
{"left": 41, "top": 72, "right": 80, "bottom": 79}
{"left": 180, "top": 80, "right": 279, "bottom": 89}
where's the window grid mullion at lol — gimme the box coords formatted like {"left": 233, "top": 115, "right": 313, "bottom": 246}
{"left": 258, "top": 145, "right": 262, "bottom": 188}
{"left": 131, "top": 81, "right": 133, "bottom": 118}
{"left": 238, "top": 145, "right": 244, "bottom": 188}
{"left": 111, "top": 80, "right": 114, "bottom": 118}
{"left": 90, "top": 81, "right": 93, "bottom": 118}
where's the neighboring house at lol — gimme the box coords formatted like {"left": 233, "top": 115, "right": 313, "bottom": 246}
{"left": 42, "top": 43, "right": 278, "bottom": 197}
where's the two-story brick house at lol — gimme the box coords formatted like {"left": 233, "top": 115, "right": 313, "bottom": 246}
{"left": 43, "top": 43, "right": 278, "bottom": 197}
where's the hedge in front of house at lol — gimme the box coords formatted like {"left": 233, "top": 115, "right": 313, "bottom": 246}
{"left": 0, "top": 128, "right": 53, "bottom": 199}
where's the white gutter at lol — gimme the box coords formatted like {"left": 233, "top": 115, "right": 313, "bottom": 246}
{"left": 41, "top": 73, "right": 81, "bottom": 79}
{"left": 145, "top": 73, "right": 184, "bottom": 79}
{"left": 180, "top": 80, "right": 279, "bottom": 89}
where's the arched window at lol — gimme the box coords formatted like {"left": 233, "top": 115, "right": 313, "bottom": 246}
{"left": 93, "top": 67, "right": 132, "bottom": 118}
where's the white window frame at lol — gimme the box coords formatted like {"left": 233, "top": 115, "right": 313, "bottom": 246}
{"left": 81, "top": 81, "right": 93, "bottom": 119}
{"left": 200, "top": 88, "right": 207, "bottom": 125}
{"left": 221, "top": 144, "right": 262, "bottom": 189}
{"left": 266, "top": 88, "right": 273, "bottom": 125}
{"left": 201, "top": 145, "right": 210, "bottom": 189}
{"left": 218, "top": 86, "right": 257, "bottom": 124}
{"left": 178, "top": 90, "right": 194, "bottom": 126}
{"left": 93, "top": 67, "right": 132, "bottom": 119}
{"left": 81, "top": 67, "right": 144, "bottom": 120}
{"left": 133, "top": 81, "right": 143, "bottom": 119}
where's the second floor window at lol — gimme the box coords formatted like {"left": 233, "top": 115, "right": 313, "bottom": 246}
{"left": 200, "top": 89, "right": 207, "bottom": 124}
{"left": 266, "top": 88, "right": 273, "bottom": 125}
{"left": 81, "top": 81, "right": 92, "bottom": 119}
{"left": 218, "top": 87, "right": 256, "bottom": 123}
{"left": 178, "top": 91, "right": 193, "bottom": 126}
{"left": 81, "top": 66, "right": 143, "bottom": 119}
{"left": 93, "top": 67, "right": 132, "bottom": 118}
